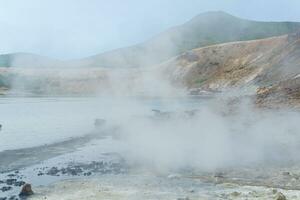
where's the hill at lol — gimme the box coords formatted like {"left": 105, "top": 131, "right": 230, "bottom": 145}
{"left": 160, "top": 32, "right": 300, "bottom": 106}
{"left": 75, "top": 11, "right": 300, "bottom": 68}
{"left": 1, "top": 11, "right": 300, "bottom": 69}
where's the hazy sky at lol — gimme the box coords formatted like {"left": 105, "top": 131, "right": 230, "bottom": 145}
{"left": 0, "top": 0, "right": 300, "bottom": 59}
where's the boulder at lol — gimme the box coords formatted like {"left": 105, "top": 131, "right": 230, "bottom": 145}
{"left": 19, "top": 183, "right": 34, "bottom": 197}
{"left": 275, "top": 192, "right": 287, "bottom": 200}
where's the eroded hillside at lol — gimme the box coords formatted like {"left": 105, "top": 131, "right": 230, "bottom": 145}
{"left": 160, "top": 33, "right": 300, "bottom": 106}
{"left": 163, "top": 35, "right": 297, "bottom": 89}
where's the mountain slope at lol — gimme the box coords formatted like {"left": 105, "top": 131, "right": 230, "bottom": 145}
{"left": 159, "top": 32, "right": 300, "bottom": 105}
{"left": 1, "top": 11, "right": 300, "bottom": 69}
{"left": 76, "top": 11, "right": 300, "bottom": 68}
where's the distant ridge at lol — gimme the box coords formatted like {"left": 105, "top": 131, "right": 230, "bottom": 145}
{"left": 1, "top": 11, "right": 300, "bottom": 68}
{"left": 73, "top": 11, "right": 300, "bottom": 68}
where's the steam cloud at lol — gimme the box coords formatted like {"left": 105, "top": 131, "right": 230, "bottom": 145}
{"left": 92, "top": 95, "right": 300, "bottom": 172}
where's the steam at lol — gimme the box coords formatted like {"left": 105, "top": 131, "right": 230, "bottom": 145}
{"left": 90, "top": 94, "right": 300, "bottom": 172}
{"left": 1, "top": 3, "right": 299, "bottom": 175}
{"left": 4, "top": 35, "right": 300, "bottom": 174}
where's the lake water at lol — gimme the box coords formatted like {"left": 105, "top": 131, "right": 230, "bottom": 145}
{"left": 0, "top": 96, "right": 203, "bottom": 152}
{"left": 0, "top": 96, "right": 206, "bottom": 198}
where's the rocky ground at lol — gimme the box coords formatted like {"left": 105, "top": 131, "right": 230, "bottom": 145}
{"left": 1, "top": 97, "right": 300, "bottom": 199}
{"left": 3, "top": 156, "right": 300, "bottom": 200}
{"left": 0, "top": 156, "right": 128, "bottom": 200}
{"left": 256, "top": 76, "right": 300, "bottom": 108}
{"left": 29, "top": 170, "right": 300, "bottom": 200}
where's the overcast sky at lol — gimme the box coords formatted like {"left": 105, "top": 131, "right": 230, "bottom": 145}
{"left": 0, "top": 0, "right": 300, "bottom": 60}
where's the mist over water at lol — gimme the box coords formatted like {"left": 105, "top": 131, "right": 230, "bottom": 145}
{"left": 109, "top": 96, "right": 300, "bottom": 172}
{"left": 2, "top": 55, "right": 300, "bottom": 173}
{"left": 5, "top": 96, "right": 299, "bottom": 172}
{"left": 2, "top": 2, "right": 300, "bottom": 199}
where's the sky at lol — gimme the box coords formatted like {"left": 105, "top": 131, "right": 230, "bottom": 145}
{"left": 0, "top": 0, "right": 300, "bottom": 60}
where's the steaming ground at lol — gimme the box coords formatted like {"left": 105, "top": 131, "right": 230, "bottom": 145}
{"left": 2, "top": 96, "right": 300, "bottom": 199}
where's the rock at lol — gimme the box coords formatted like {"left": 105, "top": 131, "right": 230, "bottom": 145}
{"left": 84, "top": 172, "right": 92, "bottom": 176}
{"left": 214, "top": 172, "right": 225, "bottom": 178}
{"left": 152, "top": 109, "right": 171, "bottom": 118}
{"left": 37, "top": 172, "right": 44, "bottom": 176}
{"left": 94, "top": 119, "right": 106, "bottom": 127}
{"left": 0, "top": 186, "right": 12, "bottom": 192}
{"left": 272, "top": 189, "right": 278, "bottom": 194}
{"left": 230, "top": 191, "right": 241, "bottom": 197}
{"left": 46, "top": 167, "right": 59, "bottom": 176}
{"left": 188, "top": 188, "right": 195, "bottom": 193}
{"left": 19, "top": 183, "right": 34, "bottom": 197}
{"left": 5, "top": 179, "right": 17, "bottom": 185}
{"left": 177, "top": 197, "right": 189, "bottom": 200}
{"left": 0, "top": 124, "right": 2, "bottom": 131}
{"left": 275, "top": 192, "right": 287, "bottom": 200}
{"left": 282, "top": 172, "right": 290, "bottom": 176}
{"left": 14, "top": 181, "right": 26, "bottom": 187}
{"left": 8, "top": 196, "right": 18, "bottom": 200}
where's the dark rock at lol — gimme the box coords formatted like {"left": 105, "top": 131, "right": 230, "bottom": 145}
{"left": 0, "top": 186, "right": 12, "bottom": 192}
{"left": 151, "top": 109, "right": 171, "bottom": 119}
{"left": 19, "top": 184, "right": 33, "bottom": 197}
{"left": 177, "top": 197, "right": 189, "bottom": 200}
{"left": 46, "top": 167, "right": 59, "bottom": 176}
{"left": 14, "top": 181, "right": 26, "bottom": 187}
{"left": 66, "top": 166, "right": 82, "bottom": 176}
{"left": 61, "top": 168, "right": 68, "bottom": 175}
{"left": 275, "top": 192, "right": 287, "bottom": 200}
{"left": 0, "top": 197, "right": 7, "bottom": 200}
{"left": 84, "top": 172, "right": 92, "bottom": 176}
{"left": 282, "top": 172, "right": 290, "bottom": 176}
{"left": 8, "top": 196, "right": 18, "bottom": 200}
{"left": 214, "top": 172, "right": 225, "bottom": 178}
{"left": 5, "top": 179, "right": 17, "bottom": 186}
{"left": 37, "top": 172, "right": 44, "bottom": 176}
{"left": 94, "top": 119, "right": 106, "bottom": 127}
